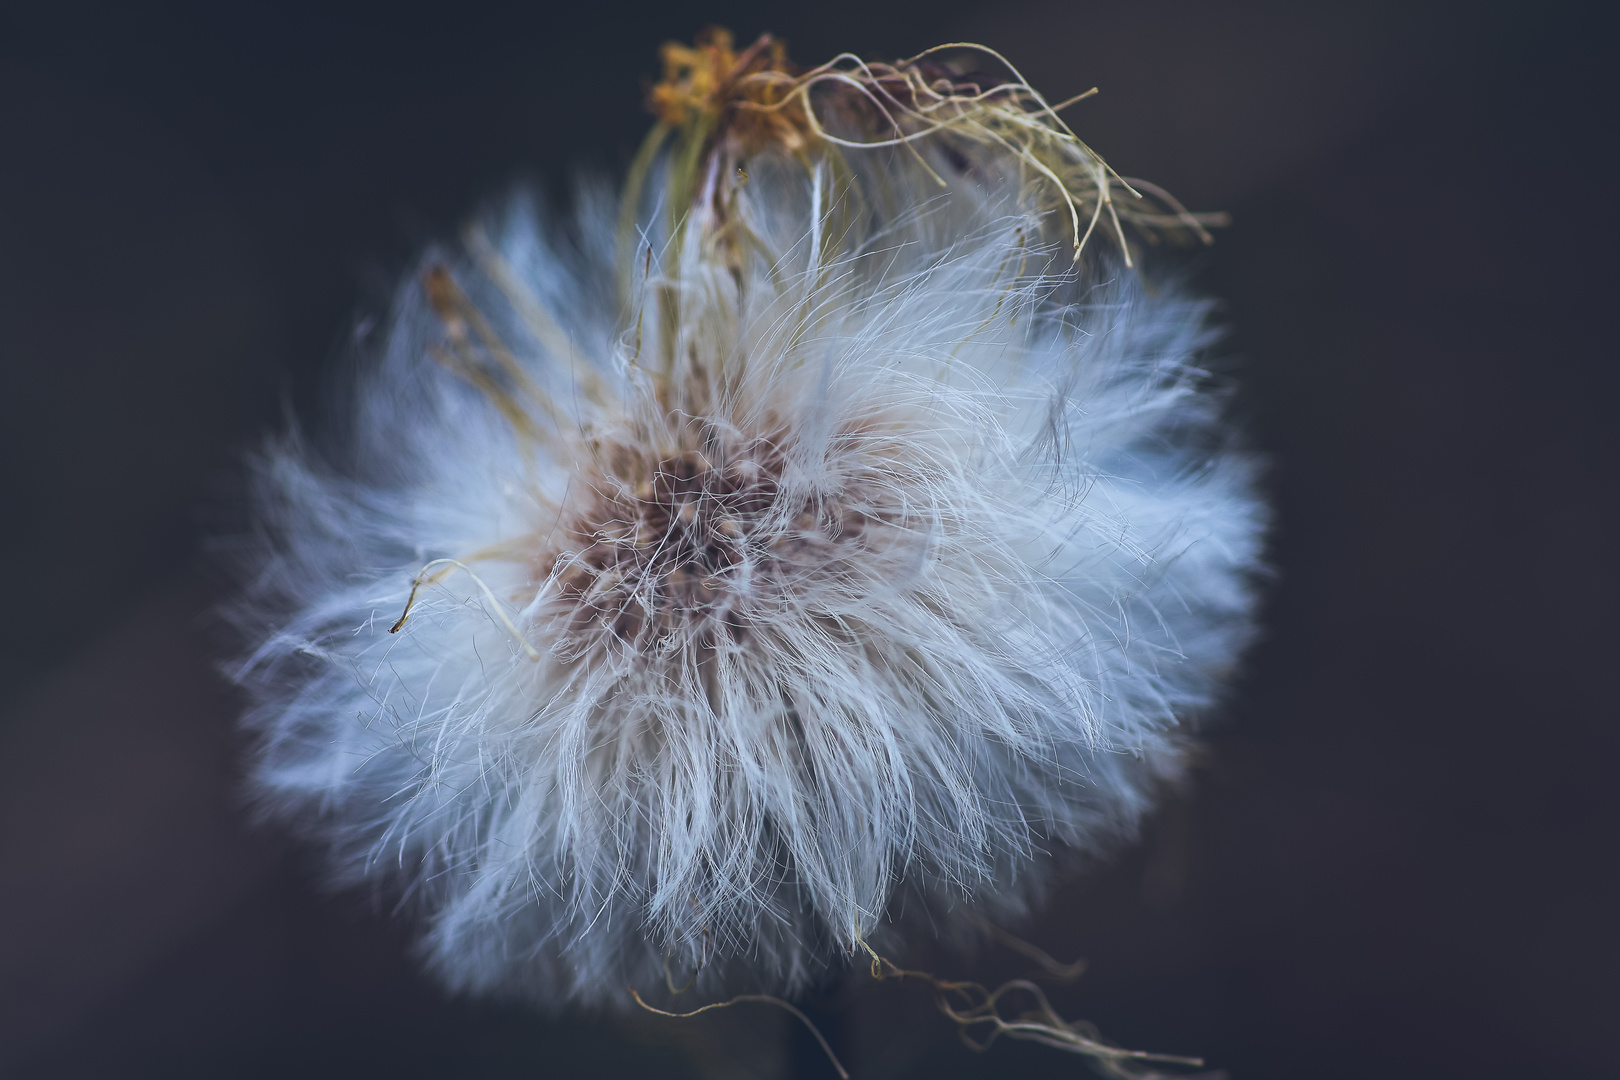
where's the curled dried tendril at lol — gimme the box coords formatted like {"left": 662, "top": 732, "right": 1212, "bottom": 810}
{"left": 635, "top": 28, "right": 1226, "bottom": 266}
{"left": 630, "top": 927, "right": 1220, "bottom": 1080}
{"left": 629, "top": 988, "right": 850, "bottom": 1080}
{"left": 389, "top": 558, "right": 540, "bottom": 660}
{"left": 855, "top": 938, "right": 1221, "bottom": 1080}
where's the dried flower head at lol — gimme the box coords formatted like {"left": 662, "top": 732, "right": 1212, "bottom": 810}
{"left": 233, "top": 31, "right": 1265, "bottom": 1020}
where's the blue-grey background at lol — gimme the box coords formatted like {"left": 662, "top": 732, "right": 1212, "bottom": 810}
{"left": 1, "top": 1, "right": 1613, "bottom": 1076}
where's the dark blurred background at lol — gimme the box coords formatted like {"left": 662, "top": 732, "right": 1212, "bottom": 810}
{"left": 1, "top": 1, "right": 1614, "bottom": 1077}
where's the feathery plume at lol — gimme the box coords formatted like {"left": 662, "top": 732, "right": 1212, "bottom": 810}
{"left": 231, "top": 28, "right": 1266, "bottom": 1047}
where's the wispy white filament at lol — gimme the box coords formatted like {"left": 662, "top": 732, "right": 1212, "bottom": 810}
{"left": 234, "top": 138, "right": 1266, "bottom": 1010}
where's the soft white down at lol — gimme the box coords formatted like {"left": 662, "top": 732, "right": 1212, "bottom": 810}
{"left": 234, "top": 141, "right": 1266, "bottom": 1010}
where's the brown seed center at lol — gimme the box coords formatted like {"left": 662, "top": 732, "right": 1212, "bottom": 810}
{"left": 544, "top": 430, "right": 841, "bottom": 652}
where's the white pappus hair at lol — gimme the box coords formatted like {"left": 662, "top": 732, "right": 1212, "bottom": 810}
{"left": 231, "top": 38, "right": 1266, "bottom": 1013}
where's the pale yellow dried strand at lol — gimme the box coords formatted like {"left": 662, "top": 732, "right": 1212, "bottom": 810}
{"left": 895, "top": 42, "right": 1148, "bottom": 208}
{"left": 738, "top": 59, "right": 1133, "bottom": 260}
{"left": 1048, "top": 86, "right": 1101, "bottom": 113}
{"left": 955, "top": 108, "right": 1104, "bottom": 261}
{"left": 389, "top": 558, "right": 540, "bottom": 661}
{"left": 855, "top": 938, "right": 1206, "bottom": 1072}
{"left": 915, "top": 90, "right": 1136, "bottom": 259}
{"left": 628, "top": 989, "right": 849, "bottom": 1079}
{"left": 737, "top": 47, "right": 1144, "bottom": 250}
{"left": 1115, "top": 176, "right": 1222, "bottom": 243}
{"left": 901, "top": 43, "right": 1097, "bottom": 152}
{"left": 953, "top": 97, "right": 1137, "bottom": 258}
{"left": 790, "top": 47, "right": 1094, "bottom": 160}
{"left": 775, "top": 68, "right": 951, "bottom": 185}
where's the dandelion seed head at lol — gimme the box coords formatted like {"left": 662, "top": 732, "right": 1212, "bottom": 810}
{"left": 229, "top": 33, "right": 1268, "bottom": 1013}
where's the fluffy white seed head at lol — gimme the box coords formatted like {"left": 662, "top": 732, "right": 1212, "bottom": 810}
{"left": 232, "top": 39, "right": 1266, "bottom": 1011}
